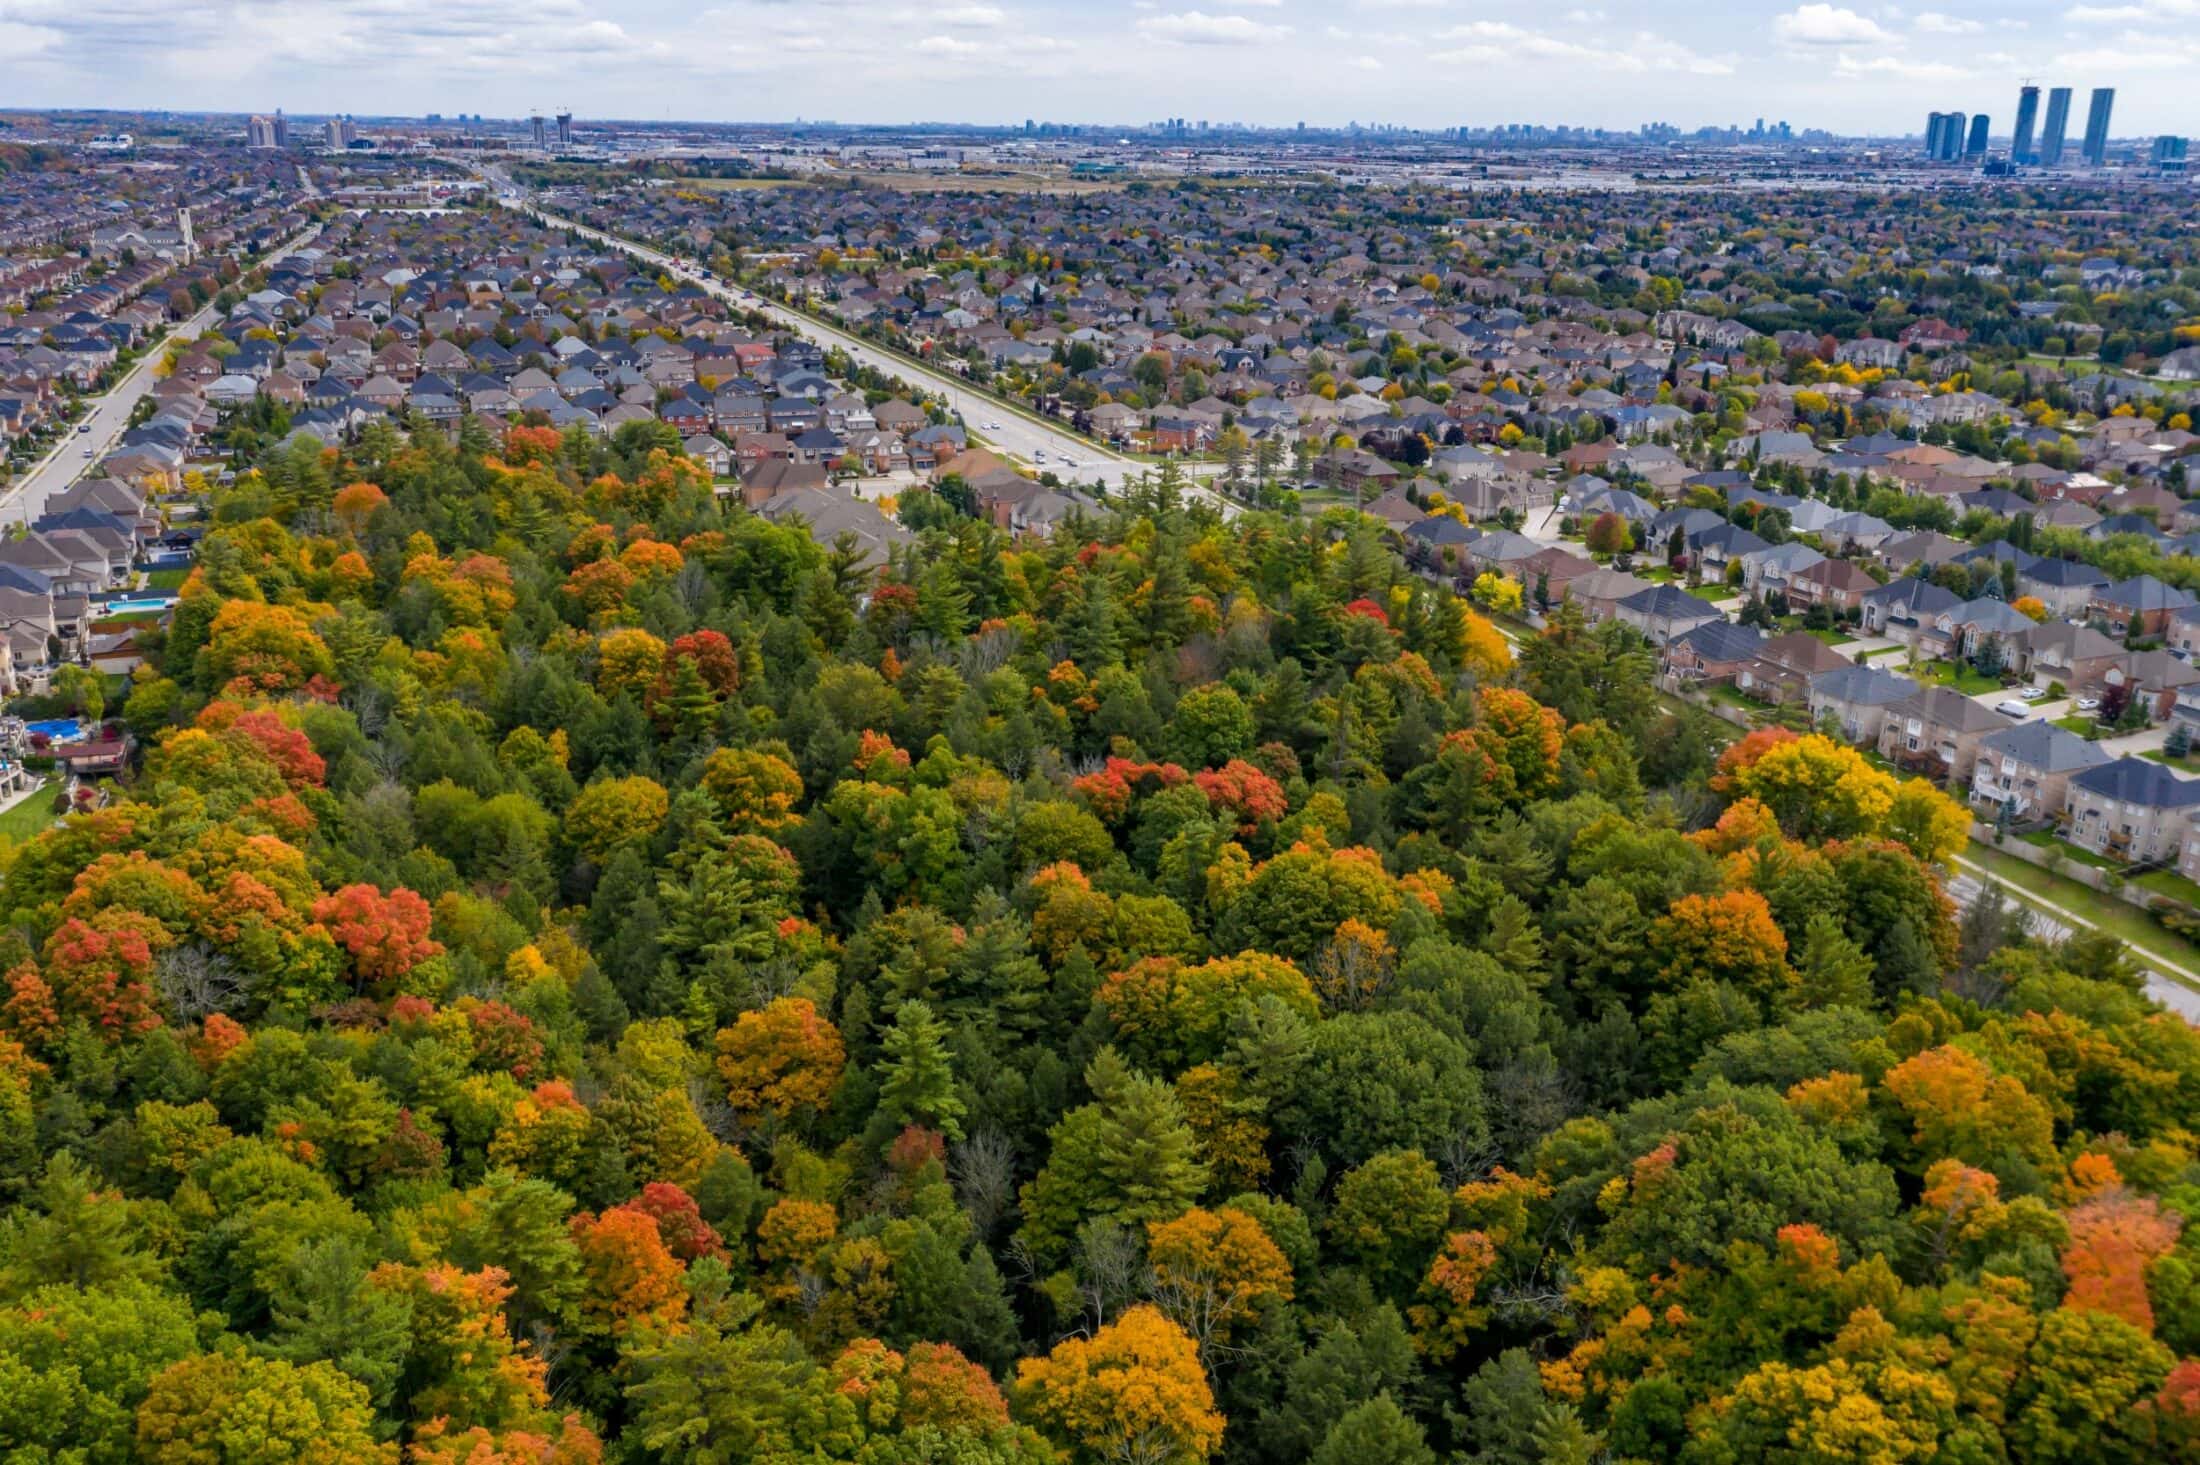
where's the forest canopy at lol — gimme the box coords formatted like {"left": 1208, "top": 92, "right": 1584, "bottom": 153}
{"left": 0, "top": 419, "right": 2196, "bottom": 1465}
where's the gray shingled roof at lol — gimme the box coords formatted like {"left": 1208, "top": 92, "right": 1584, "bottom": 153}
{"left": 1810, "top": 665, "right": 1919, "bottom": 704}
{"left": 2070, "top": 756, "right": 2200, "bottom": 808}
{"left": 1978, "top": 720, "right": 2112, "bottom": 773}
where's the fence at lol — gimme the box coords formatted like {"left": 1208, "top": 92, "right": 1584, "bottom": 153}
{"left": 1970, "top": 820, "right": 2164, "bottom": 914}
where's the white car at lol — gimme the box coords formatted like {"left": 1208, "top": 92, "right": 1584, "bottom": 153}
{"left": 2076, "top": 697, "right": 2101, "bottom": 712}
{"left": 1994, "top": 700, "right": 2032, "bottom": 719}
{"left": 2018, "top": 686, "right": 2046, "bottom": 701}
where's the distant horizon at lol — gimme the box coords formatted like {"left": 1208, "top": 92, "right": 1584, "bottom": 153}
{"left": 4, "top": 105, "right": 2172, "bottom": 151}
{"left": 0, "top": 1, "right": 2189, "bottom": 137}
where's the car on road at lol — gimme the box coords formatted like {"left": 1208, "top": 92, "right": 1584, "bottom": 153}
{"left": 1994, "top": 699, "right": 2032, "bottom": 719}
{"left": 76, "top": 423, "right": 91, "bottom": 434}
{"left": 81, "top": 447, "right": 94, "bottom": 458}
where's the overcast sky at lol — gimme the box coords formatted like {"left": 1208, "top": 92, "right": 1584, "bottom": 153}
{"left": 1, "top": 0, "right": 2191, "bottom": 137}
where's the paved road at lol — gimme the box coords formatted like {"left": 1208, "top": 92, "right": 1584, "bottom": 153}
{"left": 1947, "top": 866, "right": 2200, "bottom": 1020}
{"left": 476, "top": 163, "right": 1238, "bottom": 516}
{"left": 0, "top": 223, "right": 323, "bottom": 521}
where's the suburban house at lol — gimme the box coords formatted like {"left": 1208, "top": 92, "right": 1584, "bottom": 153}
{"left": 1737, "top": 631, "right": 1852, "bottom": 705}
{"left": 1315, "top": 448, "right": 1400, "bottom": 499}
{"left": 1785, "top": 557, "right": 1880, "bottom": 615}
{"left": 2088, "top": 575, "right": 2196, "bottom": 638}
{"left": 1808, "top": 664, "right": 1920, "bottom": 744}
{"left": 2064, "top": 757, "right": 2200, "bottom": 863}
{"left": 2103, "top": 649, "right": 2200, "bottom": 722}
{"left": 1738, "top": 541, "right": 1824, "bottom": 597}
{"left": 2019, "top": 621, "right": 2125, "bottom": 693}
{"left": 1568, "top": 568, "right": 1655, "bottom": 623}
{"left": 2015, "top": 558, "right": 2111, "bottom": 619}
{"left": 1923, "top": 598, "right": 2035, "bottom": 666}
{"left": 1876, "top": 684, "right": 2006, "bottom": 782}
{"left": 1860, "top": 576, "right": 1962, "bottom": 645}
{"left": 1661, "top": 621, "right": 1767, "bottom": 687}
{"left": 1970, "top": 721, "right": 2111, "bottom": 821}
{"left": 2168, "top": 603, "right": 2200, "bottom": 659}
{"left": 1614, "top": 584, "right": 1723, "bottom": 644}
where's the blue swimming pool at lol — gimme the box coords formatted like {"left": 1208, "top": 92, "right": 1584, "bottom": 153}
{"left": 100, "top": 597, "right": 175, "bottom": 616}
{"left": 25, "top": 719, "right": 80, "bottom": 742}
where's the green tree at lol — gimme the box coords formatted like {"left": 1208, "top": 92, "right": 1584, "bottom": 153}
{"left": 1018, "top": 1049, "right": 1211, "bottom": 1264}
{"left": 873, "top": 999, "right": 966, "bottom": 1142}
{"left": 1312, "top": 1395, "right": 1436, "bottom": 1465}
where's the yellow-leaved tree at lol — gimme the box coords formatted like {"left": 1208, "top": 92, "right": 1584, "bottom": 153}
{"left": 1016, "top": 1304, "right": 1224, "bottom": 1464}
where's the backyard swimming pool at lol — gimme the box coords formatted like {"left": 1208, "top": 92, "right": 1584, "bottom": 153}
{"left": 99, "top": 597, "right": 175, "bottom": 616}
{"left": 24, "top": 719, "right": 80, "bottom": 742}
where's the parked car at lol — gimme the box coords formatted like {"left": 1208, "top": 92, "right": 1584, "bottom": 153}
{"left": 1994, "top": 700, "right": 2032, "bottom": 719}
{"left": 2076, "top": 697, "right": 2101, "bottom": 712}
{"left": 2018, "top": 686, "right": 2046, "bottom": 701}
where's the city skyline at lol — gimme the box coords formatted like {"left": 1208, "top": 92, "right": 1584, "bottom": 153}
{"left": 0, "top": 0, "right": 2195, "bottom": 134}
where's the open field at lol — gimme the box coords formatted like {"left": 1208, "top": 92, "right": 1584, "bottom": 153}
{"left": 674, "top": 176, "right": 808, "bottom": 191}
{"left": 845, "top": 170, "right": 1134, "bottom": 195}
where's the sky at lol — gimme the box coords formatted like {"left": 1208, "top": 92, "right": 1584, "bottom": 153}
{"left": 1, "top": 0, "right": 2193, "bottom": 137}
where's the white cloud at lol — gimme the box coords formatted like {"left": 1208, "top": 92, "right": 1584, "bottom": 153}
{"left": 1831, "top": 51, "right": 1971, "bottom": 79}
{"left": 2061, "top": 31, "right": 2200, "bottom": 67}
{"left": 1432, "top": 20, "right": 1731, "bottom": 73}
{"left": 1773, "top": 4, "right": 1894, "bottom": 44}
{"left": 1351, "top": 53, "right": 1382, "bottom": 68}
{"left": 932, "top": 4, "right": 1005, "bottom": 24}
{"left": 2070, "top": 0, "right": 2199, "bottom": 15}
{"left": 0, "top": 18, "right": 62, "bottom": 53}
{"left": 1134, "top": 9, "right": 1292, "bottom": 43}
{"left": 914, "top": 32, "right": 981, "bottom": 54}
{"left": 1911, "top": 10, "right": 1980, "bottom": 31}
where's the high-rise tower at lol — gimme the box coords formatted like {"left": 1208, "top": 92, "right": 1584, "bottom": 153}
{"left": 2083, "top": 88, "right": 2115, "bottom": 166}
{"left": 2011, "top": 84, "right": 2040, "bottom": 163}
{"left": 2040, "top": 87, "right": 2073, "bottom": 165}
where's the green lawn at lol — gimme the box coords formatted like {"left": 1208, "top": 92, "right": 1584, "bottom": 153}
{"left": 0, "top": 785, "right": 57, "bottom": 844}
{"left": 2054, "top": 715, "right": 2104, "bottom": 739}
{"left": 1685, "top": 583, "right": 1732, "bottom": 602}
{"left": 146, "top": 568, "right": 190, "bottom": 591}
{"left": 2136, "top": 867, "right": 2200, "bottom": 907}
{"left": 1919, "top": 660, "right": 2004, "bottom": 696}
{"left": 1705, "top": 684, "right": 1766, "bottom": 713}
{"left": 2018, "top": 829, "right": 2118, "bottom": 870}
{"left": 1857, "top": 645, "right": 1909, "bottom": 661}
{"left": 1963, "top": 843, "right": 2200, "bottom": 990}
